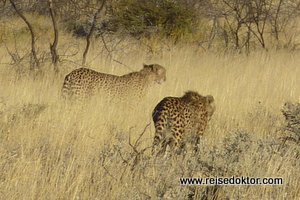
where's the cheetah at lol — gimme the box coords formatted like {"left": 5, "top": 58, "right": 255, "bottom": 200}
{"left": 62, "top": 64, "right": 166, "bottom": 101}
{"left": 152, "top": 91, "right": 215, "bottom": 157}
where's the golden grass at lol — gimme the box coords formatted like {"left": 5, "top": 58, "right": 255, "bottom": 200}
{"left": 1, "top": 30, "right": 300, "bottom": 199}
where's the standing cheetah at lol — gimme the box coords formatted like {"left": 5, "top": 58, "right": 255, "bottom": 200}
{"left": 152, "top": 91, "right": 215, "bottom": 157}
{"left": 62, "top": 64, "right": 166, "bottom": 101}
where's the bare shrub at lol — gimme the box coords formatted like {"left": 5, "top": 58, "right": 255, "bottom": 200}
{"left": 281, "top": 101, "right": 300, "bottom": 144}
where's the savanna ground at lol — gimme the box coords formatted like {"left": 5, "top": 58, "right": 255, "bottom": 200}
{"left": 1, "top": 17, "right": 300, "bottom": 200}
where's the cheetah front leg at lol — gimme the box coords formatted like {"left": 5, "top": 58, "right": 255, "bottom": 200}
{"left": 193, "top": 121, "right": 207, "bottom": 154}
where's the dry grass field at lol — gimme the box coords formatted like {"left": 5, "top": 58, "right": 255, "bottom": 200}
{"left": 1, "top": 18, "right": 300, "bottom": 199}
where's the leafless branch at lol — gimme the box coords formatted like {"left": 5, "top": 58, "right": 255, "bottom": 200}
{"left": 48, "top": 0, "right": 59, "bottom": 73}
{"left": 99, "top": 34, "right": 133, "bottom": 71}
{"left": 8, "top": 0, "right": 40, "bottom": 70}
{"left": 82, "top": 0, "right": 106, "bottom": 66}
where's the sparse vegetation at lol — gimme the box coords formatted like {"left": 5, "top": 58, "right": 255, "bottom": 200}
{"left": 1, "top": 44, "right": 300, "bottom": 198}
{"left": 281, "top": 101, "right": 300, "bottom": 145}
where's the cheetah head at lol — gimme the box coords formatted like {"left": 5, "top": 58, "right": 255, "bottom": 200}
{"left": 205, "top": 95, "right": 215, "bottom": 119}
{"left": 142, "top": 64, "right": 166, "bottom": 84}
{"left": 183, "top": 91, "right": 216, "bottom": 119}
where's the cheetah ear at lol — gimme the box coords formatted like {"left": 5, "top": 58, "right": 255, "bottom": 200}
{"left": 152, "top": 64, "right": 166, "bottom": 81}
{"left": 151, "top": 64, "right": 160, "bottom": 73}
{"left": 143, "top": 63, "right": 154, "bottom": 71}
{"left": 152, "top": 64, "right": 159, "bottom": 72}
{"left": 206, "top": 95, "right": 214, "bottom": 104}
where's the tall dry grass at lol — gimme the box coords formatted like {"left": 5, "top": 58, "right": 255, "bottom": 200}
{"left": 1, "top": 21, "right": 300, "bottom": 199}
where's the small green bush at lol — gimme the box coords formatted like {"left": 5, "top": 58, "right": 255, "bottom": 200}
{"left": 106, "top": 0, "right": 200, "bottom": 41}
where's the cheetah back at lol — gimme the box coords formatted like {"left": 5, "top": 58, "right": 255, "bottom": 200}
{"left": 152, "top": 92, "right": 215, "bottom": 157}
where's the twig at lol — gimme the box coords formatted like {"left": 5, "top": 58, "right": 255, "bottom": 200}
{"left": 48, "top": 0, "right": 59, "bottom": 73}
{"left": 100, "top": 33, "right": 133, "bottom": 71}
{"left": 82, "top": 0, "right": 106, "bottom": 66}
{"left": 9, "top": 0, "right": 40, "bottom": 70}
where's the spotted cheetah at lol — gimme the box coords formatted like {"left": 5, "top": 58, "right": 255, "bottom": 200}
{"left": 152, "top": 91, "right": 215, "bottom": 157}
{"left": 62, "top": 64, "right": 166, "bottom": 101}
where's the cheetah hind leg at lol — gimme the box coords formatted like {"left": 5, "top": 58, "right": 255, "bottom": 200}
{"left": 174, "top": 141, "right": 186, "bottom": 156}
{"left": 191, "top": 136, "right": 201, "bottom": 156}
{"left": 180, "top": 137, "right": 200, "bottom": 158}
{"left": 155, "top": 138, "right": 173, "bottom": 159}
{"left": 152, "top": 144, "right": 164, "bottom": 158}
{"left": 163, "top": 145, "right": 172, "bottom": 159}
